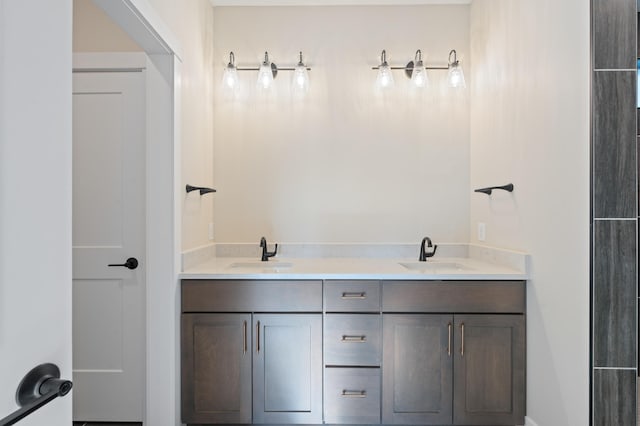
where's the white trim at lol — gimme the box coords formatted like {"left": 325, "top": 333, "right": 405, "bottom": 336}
{"left": 524, "top": 416, "right": 540, "bottom": 426}
{"left": 93, "top": 0, "right": 183, "bottom": 60}
{"left": 211, "top": 0, "right": 471, "bottom": 5}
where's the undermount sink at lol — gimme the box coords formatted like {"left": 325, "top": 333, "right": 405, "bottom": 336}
{"left": 399, "top": 261, "right": 471, "bottom": 272}
{"left": 228, "top": 261, "right": 293, "bottom": 269}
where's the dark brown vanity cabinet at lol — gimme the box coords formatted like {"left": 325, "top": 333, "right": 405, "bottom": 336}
{"left": 181, "top": 280, "right": 323, "bottom": 425}
{"left": 181, "top": 279, "right": 526, "bottom": 426}
{"left": 381, "top": 281, "right": 526, "bottom": 426}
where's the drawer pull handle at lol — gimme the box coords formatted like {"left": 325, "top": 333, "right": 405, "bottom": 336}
{"left": 341, "top": 390, "right": 367, "bottom": 398}
{"left": 341, "top": 292, "right": 366, "bottom": 299}
{"left": 341, "top": 335, "right": 366, "bottom": 343}
{"left": 447, "top": 322, "right": 452, "bottom": 357}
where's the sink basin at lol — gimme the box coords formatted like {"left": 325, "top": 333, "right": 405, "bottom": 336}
{"left": 228, "top": 261, "right": 293, "bottom": 270}
{"left": 399, "top": 261, "right": 471, "bottom": 272}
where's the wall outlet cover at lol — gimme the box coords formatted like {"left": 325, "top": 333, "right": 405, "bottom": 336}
{"left": 477, "top": 222, "right": 486, "bottom": 241}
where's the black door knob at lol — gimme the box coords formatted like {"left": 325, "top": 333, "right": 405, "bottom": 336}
{"left": 108, "top": 257, "right": 139, "bottom": 270}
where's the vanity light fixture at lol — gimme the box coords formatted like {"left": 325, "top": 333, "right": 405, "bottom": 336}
{"left": 222, "top": 51, "right": 239, "bottom": 92}
{"left": 224, "top": 51, "right": 312, "bottom": 95}
{"left": 375, "top": 50, "right": 395, "bottom": 89}
{"left": 447, "top": 49, "right": 466, "bottom": 88}
{"left": 372, "top": 49, "right": 466, "bottom": 89}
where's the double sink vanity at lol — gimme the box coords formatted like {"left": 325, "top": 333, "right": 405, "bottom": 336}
{"left": 180, "top": 243, "right": 527, "bottom": 426}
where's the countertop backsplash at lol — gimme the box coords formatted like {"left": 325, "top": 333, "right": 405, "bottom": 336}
{"left": 182, "top": 242, "right": 528, "bottom": 275}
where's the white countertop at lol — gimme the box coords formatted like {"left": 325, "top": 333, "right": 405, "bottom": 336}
{"left": 180, "top": 256, "right": 527, "bottom": 280}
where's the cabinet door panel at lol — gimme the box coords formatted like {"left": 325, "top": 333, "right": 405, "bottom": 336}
{"left": 181, "top": 313, "right": 252, "bottom": 424}
{"left": 253, "top": 314, "right": 322, "bottom": 424}
{"left": 453, "top": 315, "right": 525, "bottom": 425}
{"left": 382, "top": 314, "right": 453, "bottom": 425}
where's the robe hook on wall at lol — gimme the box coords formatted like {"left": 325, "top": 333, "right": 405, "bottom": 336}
{"left": 186, "top": 184, "right": 217, "bottom": 196}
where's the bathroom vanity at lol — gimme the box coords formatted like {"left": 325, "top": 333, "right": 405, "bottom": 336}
{"left": 180, "top": 253, "right": 526, "bottom": 426}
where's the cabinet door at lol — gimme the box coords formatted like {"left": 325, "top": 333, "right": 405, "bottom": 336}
{"left": 382, "top": 314, "right": 453, "bottom": 425}
{"left": 181, "top": 313, "right": 252, "bottom": 424}
{"left": 453, "top": 315, "right": 525, "bottom": 425}
{"left": 253, "top": 314, "right": 322, "bottom": 424}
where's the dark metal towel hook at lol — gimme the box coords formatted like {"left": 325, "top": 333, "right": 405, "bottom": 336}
{"left": 474, "top": 183, "right": 514, "bottom": 195}
{"left": 186, "top": 184, "right": 216, "bottom": 196}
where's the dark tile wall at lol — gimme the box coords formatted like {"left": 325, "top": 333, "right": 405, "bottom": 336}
{"left": 591, "top": 0, "right": 638, "bottom": 424}
{"left": 593, "top": 72, "right": 636, "bottom": 219}
{"left": 593, "top": 220, "right": 637, "bottom": 367}
{"left": 593, "top": 369, "right": 637, "bottom": 426}
{"left": 593, "top": 0, "right": 636, "bottom": 69}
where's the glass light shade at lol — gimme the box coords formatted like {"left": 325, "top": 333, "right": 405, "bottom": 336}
{"left": 257, "top": 62, "right": 274, "bottom": 90}
{"left": 411, "top": 61, "right": 428, "bottom": 88}
{"left": 292, "top": 64, "right": 309, "bottom": 95}
{"left": 448, "top": 63, "right": 466, "bottom": 88}
{"left": 376, "top": 64, "right": 394, "bottom": 89}
{"left": 222, "top": 64, "right": 239, "bottom": 91}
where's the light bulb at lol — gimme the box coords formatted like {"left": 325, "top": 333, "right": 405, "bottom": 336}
{"left": 222, "top": 64, "right": 239, "bottom": 90}
{"left": 257, "top": 52, "right": 274, "bottom": 91}
{"left": 257, "top": 64, "right": 273, "bottom": 89}
{"left": 447, "top": 50, "right": 466, "bottom": 89}
{"left": 292, "top": 52, "right": 309, "bottom": 96}
{"left": 411, "top": 61, "right": 428, "bottom": 88}
{"left": 293, "top": 65, "right": 309, "bottom": 94}
{"left": 447, "top": 64, "right": 466, "bottom": 88}
{"left": 221, "top": 52, "right": 239, "bottom": 97}
{"left": 375, "top": 50, "right": 394, "bottom": 89}
{"left": 377, "top": 65, "right": 394, "bottom": 88}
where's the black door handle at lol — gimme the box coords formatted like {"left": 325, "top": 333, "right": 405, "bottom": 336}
{"left": 0, "top": 363, "right": 72, "bottom": 426}
{"left": 108, "top": 257, "right": 139, "bottom": 270}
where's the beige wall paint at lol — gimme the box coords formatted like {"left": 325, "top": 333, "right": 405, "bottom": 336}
{"left": 143, "top": 0, "right": 215, "bottom": 251}
{"left": 469, "top": 1, "right": 589, "bottom": 425}
{"left": 213, "top": 5, "right": 470, "bottom": 243}
{"left": 73, "top": 0, "right": 142, "bottom": 52}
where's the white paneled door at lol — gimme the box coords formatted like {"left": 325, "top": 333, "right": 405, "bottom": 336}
{"left": 72, "top": 70, "right": 146, "bottom": 422}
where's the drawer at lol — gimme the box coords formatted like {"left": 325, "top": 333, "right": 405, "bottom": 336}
{"left": 181, "top": 280, "right": 322, "bottom": 312}
{"left": 325, "top": 314, "right": 381, "bottom": 366}
{"left": 324, "top": 281, "right": 380, "bottom": 312}
{"left": 324, "top": 368, "right": 381, "bottom": 424}
{"left": 382, "top": 280, "right": 526, "bottom": 313}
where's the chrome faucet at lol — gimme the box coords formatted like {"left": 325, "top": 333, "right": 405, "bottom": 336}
{"left": 260, "top": 237, "right": 278, "bottom": 261}
{"left": 419, "top": 237, "right": 437, "bottom": 261}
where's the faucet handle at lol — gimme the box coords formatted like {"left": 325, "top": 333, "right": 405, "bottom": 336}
{"left": 424, "top": 244, "right": 437, "bottom": 258}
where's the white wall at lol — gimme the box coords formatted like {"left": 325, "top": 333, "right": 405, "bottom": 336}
{"left": 0, "top": 1, "right": 73, "bottom": 425}
{"left": 213, "top": 6, "right": 470, "bottom": 244}
{"left": 469, "top": 1, "right": 590, "bottom": 425}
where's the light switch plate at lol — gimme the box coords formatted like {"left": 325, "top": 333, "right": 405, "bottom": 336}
{"left": 208, "top": 222, "right": 214, "bottom": 240}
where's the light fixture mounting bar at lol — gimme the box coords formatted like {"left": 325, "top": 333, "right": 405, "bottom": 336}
{"left": 371, "top": 65, "right": 448, "bottom": 70}
{"left": 236, "top": 66, "right": 311, "bottom": 71}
